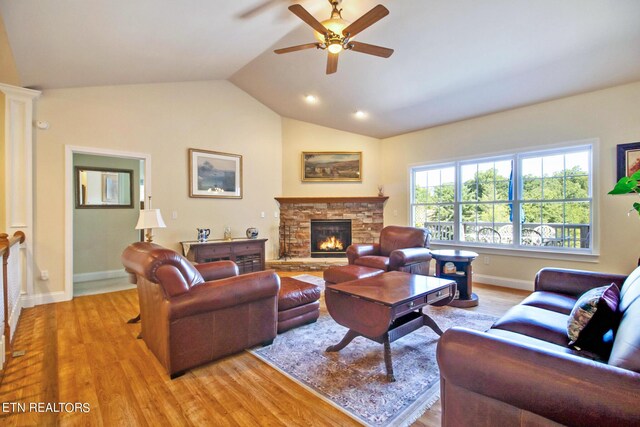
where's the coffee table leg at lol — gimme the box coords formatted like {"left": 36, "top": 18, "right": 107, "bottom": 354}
{"left": 383, "top": 334, "right": 395, "bottom": 382}
{"left": 326, "top": 329, "right": 360, "bottom": 352}
{"left": 422, "top": 312, "right": 444, "bottom": 336}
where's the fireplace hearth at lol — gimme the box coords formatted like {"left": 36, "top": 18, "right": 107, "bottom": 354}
{"left": 310, "top": 219, "right": 352, "bottom": 258}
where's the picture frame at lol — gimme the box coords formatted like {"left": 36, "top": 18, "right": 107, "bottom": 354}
{"left": 189, "top": 148, "right": 242, "bottom": 198}
{"left": 75, "top": 166, "right": 134, "bottom": 209}
{"left": 302, "top": 151, "right": 362, "bottom": 182}
{"left": 616, "top": 142, "right": 640, "bottom": 181}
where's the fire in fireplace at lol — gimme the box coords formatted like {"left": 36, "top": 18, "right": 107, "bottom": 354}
{"left": 310, "top": 219, "right": 352, "bottom": 258}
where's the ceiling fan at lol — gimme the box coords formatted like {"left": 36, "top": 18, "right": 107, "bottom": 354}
{"left": 274, "top": 0, "right": 393, "bottom": 74}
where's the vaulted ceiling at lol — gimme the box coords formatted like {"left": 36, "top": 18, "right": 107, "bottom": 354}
{"left": 2, "top": 0, "right": 640, "bottom": 138}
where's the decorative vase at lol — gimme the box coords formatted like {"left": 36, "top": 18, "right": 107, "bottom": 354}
{"left": 223, "top": 226, "right": 232, "bottom": 241}
{"left": 246, "top": 227, "right": 259, "bottom": 239}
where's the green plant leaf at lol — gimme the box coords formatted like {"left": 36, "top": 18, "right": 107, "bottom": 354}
{"left": 631, "top": 170, "right": 640, "bottom": 181}
{"left": 634, "top": 202, "right": 640, "bottom": 216}
{"left": 608, "top": 176, "right": 638, "bottom": 194}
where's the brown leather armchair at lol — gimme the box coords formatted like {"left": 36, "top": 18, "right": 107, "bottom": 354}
{"left": 346, "top": 225, "right": 432, "bottom": 275}
{"left": 122, "top": 242, "right": 280, "bottom": 378}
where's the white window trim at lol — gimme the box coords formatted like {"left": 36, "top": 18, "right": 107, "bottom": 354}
{"left": 409, "top": 139, "right": 599, "bottom": 258}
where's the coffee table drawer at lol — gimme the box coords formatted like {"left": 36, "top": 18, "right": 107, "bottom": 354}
{"left": 395, "top": 296, "right": 426, "bottom": 317}
{"left": 427, "top": 287, "right": 450, "bottom": 304}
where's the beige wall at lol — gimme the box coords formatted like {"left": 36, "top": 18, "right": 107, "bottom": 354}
{"left": 381, "top": 82, "right": 640, "bottom": 284}
{"left": 72, "top": 154, "right": 140, "bottom": 275}
{"left": 34, "top": 80, "right": 282, "bottom": 294}
{"left": 281, "top": 118, "right": 381, "bottom": 196}
{"left": 0, "top": 15, "right": 19, "bottom": 86}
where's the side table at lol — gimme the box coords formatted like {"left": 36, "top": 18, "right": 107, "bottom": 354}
{"left": 431, "top": 249, "right": 479, "bottom": 308}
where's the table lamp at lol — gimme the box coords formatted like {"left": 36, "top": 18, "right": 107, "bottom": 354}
{"left": 135, "top": 196, "right": 166, "bottom": 242}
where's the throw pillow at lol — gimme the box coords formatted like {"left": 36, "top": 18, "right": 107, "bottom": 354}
{"left": 567, "top": 283, "right": 620, "bottom": 356}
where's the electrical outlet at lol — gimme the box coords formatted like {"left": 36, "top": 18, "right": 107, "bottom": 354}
{"left": 260, "top": 211, "right": 265, "bottom": 218}
{"left": 274, "top": 211, "right": 279, "bottom": 218}
{"left": 40, "top": 270, "right": 49, "bottom": 281}
{"left": 483, "top": 256, "right": 490, "bottom": 265}
{"left": 171, "top": 210, "right": 178, "bottom": 220}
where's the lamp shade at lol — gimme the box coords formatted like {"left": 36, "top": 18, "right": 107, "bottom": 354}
{"left": 135, "top": 209, "right": 166, "bottom": 230}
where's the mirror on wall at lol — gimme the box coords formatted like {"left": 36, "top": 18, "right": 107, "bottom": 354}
{"left": 75, "top": 167, "right": 134, "bottom": 208}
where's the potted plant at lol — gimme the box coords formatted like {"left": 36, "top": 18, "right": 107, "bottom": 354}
{"left": 609, "top": 171, "right": 640, "bottom": 216}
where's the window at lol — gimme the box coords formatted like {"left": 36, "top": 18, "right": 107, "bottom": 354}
{"left": 412, "top": 166, "right": 455, "bottom": 240}
{"left": 410, "top": 144, "right": 593, "bottom": 253}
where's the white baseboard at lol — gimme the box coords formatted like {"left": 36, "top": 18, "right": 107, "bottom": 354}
{"left": 473, "top": 273, "right": 533, "bottom": 291}
{"left": 73, "top": 269, "right": 128, "bottom": 283}
{"left": 21, "top": 291, "right": 69, "bottom": 308}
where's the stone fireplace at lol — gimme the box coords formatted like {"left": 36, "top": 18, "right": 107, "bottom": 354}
{"left": 310, "top": 219, "right": 352, "bottom": 258}
{"left": 274, "top": 196, "right": 388, "bottom": 259}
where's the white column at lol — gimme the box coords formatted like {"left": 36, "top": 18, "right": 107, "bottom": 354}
{"left": 1, "top": 84, "right": 41, "bottom": 306}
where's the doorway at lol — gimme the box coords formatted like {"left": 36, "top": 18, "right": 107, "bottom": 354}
{"left": 65, "top": 146, "right": 151, "bottom": 299}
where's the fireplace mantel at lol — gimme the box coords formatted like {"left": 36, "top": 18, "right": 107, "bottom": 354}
{"left": 275, "top": 196, "right": 388, "bottom": 204}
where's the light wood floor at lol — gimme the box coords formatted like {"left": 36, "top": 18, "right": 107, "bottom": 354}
{"left": 0, "top": 272, "right": 530, "bottom": 426}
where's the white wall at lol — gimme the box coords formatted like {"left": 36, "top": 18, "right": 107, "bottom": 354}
{"left": 381, "top": 82, "right": 640, "bottom": 285}
{"left": 30, "top": 78, "right": 640, "bottom": 296}
{"left": 34, "top": 80, "right": 282, "bottom": 295}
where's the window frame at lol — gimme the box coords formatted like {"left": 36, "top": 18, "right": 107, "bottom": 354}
{"left": 409, "top": 142, "right": 596, "bottom": 256}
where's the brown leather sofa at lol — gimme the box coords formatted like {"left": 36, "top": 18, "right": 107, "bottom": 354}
{"left": 346, "top": 225, "right": 432, "bottom": 275}
{"left": 437, "top": 266, "right": 640, "bottom": 426}
{"left": 122, "top": 242, "right": 280, "bottom": 378}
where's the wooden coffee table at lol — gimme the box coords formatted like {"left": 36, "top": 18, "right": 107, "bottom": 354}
{"left": 325, "top": 271, "right": 456, "bottom": 382}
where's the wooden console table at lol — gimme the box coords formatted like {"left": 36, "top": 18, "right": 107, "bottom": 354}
{"left": 181, "top": 239, "right": 267, "bottom": 274}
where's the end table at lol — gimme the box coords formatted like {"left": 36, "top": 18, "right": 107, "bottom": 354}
{"left": 431, "top": 249, "right": 479, "bottom": 308}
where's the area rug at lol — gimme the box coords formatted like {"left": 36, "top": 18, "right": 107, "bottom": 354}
{"left": 250, "top": 275, "right": 497, "bottom": 426}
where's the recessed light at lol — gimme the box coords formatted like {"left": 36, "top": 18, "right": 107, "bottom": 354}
{"left": 304, "top": 94, "right": 318, "bottom": 104}
{"left": 354, "top": 110, "right": 367, "bottom": 119}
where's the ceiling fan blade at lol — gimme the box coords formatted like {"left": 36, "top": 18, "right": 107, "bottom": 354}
{"left": 274, "top": 43, "right": 320, "bottom": 54}
{"left": 348, "top": 41, "right": 394, "bottom": 58}
{"left": 326, "top": 52, "right": 338, "bottom": 74}
{"left": 288, "top": 4, "right": 328, "bottom": 35}
{"left": 342, "top": 5, "right": 389, "bottom": 37}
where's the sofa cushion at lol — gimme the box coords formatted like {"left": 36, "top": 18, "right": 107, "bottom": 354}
{"left": 567, "top": 283, "right": 619, "bottom": 356}
{"left": 354, "top": 256, "right": 390, "bottom": 271}
{"left": 491, "top": 305, "right": 570, "bottom": 347}
{"left": 609, "top": 266, "right": 640, "bottom": 372}
{"left": 520, "top": 291, "right": 577, "bottom": 315}
{"left": 486, "top": 329, "right": 604, "bottom": 361}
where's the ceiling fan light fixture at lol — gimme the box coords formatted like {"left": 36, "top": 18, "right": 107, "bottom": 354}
{"left": 327, "top": 43, "right": 343, "bottom": 54}
{"left": 276, "top": 2, "right": 392, "bottom": 74}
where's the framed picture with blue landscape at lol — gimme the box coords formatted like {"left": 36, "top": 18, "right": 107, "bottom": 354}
{"left": 189, "top": 148, "right": 242, "bottom": 198}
